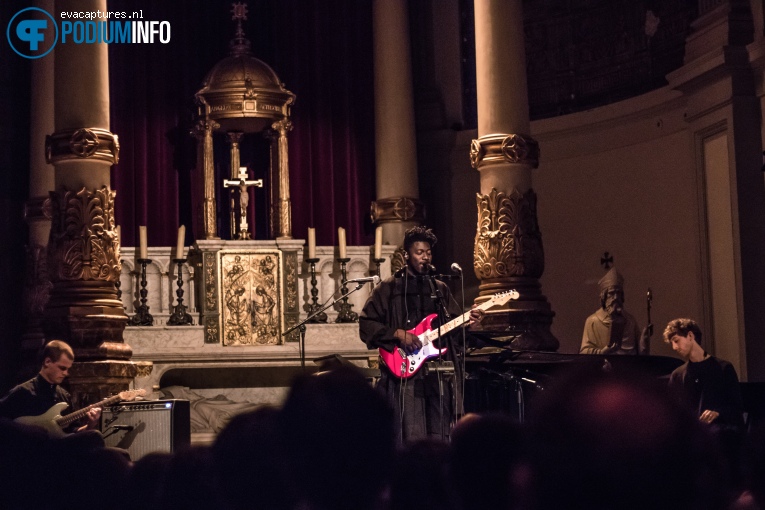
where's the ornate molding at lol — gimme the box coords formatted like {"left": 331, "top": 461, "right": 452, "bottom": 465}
{"left": 47, "top": 187, "right": 121, "bottom": 283}
{"left": 23, "top": 244, "right": 53, "bottom": 320}
{"left": 24, "top": 196, "right": 52, "bottom": 223}
{"left": 470, "top": 133, "right": 539, "bottom": 169}
{"left": 474, "top": 188, "right": 545, "bottom": 279}
{"left": 370, "top": 197, "right": 426, "bottom": 224}
{"left": 285, "top": 252, "right": 297, "bottom": 310}
{"left": 390, "top": 248, "right": 406, "bottom": 275}
{"left": 204, "top": 252, "right": 218, "bottom": 312}
{"left": 46, "top": 128, "right": 120, "bottom": 165}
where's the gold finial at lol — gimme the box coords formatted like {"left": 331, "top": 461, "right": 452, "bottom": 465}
{"left": 231, "top": 2, "right": 248, "bottom": 21}
{"left": 229, "top": 2, "right": 251, "bottom": 55}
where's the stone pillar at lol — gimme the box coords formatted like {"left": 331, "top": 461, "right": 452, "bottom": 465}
{"left": 470, "top": 0, "right": 558, "bottom": 351}
{"left": 21, "top": 0, "right": 55, "bottom": 374}
{"left": 370, "top": 0, "right": 425, "bottom": 249}
{"left": 43, "top": 0, "right": 138, "bottom": 405}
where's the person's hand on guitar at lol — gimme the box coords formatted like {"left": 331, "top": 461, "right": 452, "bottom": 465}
{"left": 469, "top": 304, "right": 484, "bottom": 326}
{"left": 77, "top": 407, "right": 102, "bottom": 432}
{"left": 395, "top": 329, "right": 422, "bottom": 354}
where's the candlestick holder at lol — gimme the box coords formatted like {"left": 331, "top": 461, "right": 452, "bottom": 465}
{"left": 373, "top": 257, "right": 385, "bottom": 278}
{"left": 128, "top": 258, "right": 154, "bottom": 326}
{"left": 305, "top": 258, "right": 327, "bottom": 323}
{"left": 335, "top": 258, "right": 358, "bottom": 323}
{"left": 168, "top": 258, "right": 194, "bottom": 326}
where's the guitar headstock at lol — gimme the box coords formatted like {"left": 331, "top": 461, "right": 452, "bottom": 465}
{"left": 118, "top": 388, "right": 147, "bottom": 402}
{"left": 488, "top": 290, "right": 520, "bottom": 307}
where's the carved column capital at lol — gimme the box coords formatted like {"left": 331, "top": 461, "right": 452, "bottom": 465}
{"left": 48, "top": 186, "right": 121, "bottom": 283}
{"left": 191, "top": 118, "right": 220, "bottom": 138}
{"left": 46, "top": 128, "right": 120, "bottom": 165}
{"left": 470, "top": 133, "right": 540, "bottom": 169}
{"left": 474, "top": 187, "right": 544, "bottom": 280}
{"left": 370, "top": 196, "right": 426, "bottom": 224}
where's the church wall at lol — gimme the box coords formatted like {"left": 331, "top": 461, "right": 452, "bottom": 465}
{"left": 426, "top": 87, "right": 711, "bottom": 361}
{"left": 532, "top": 94, "right": 701, "bottom": 358}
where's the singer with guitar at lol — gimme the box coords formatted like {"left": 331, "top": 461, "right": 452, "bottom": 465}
{"left": 360, "top": 226, "right": 484, "bottom": 442}
{"left": 0, "top": 340, "right": 101, "bottom": 435}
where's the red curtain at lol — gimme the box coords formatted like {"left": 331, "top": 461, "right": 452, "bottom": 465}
{"left": 109, "top": 0, "right": 375, "bottom": 250}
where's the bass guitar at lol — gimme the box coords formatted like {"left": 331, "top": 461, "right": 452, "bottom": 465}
{"left": 380, "top": 290, "right": 519, "bottom": 378}
{"left": 15, "top": 389, "right": 146, "bottom": 438}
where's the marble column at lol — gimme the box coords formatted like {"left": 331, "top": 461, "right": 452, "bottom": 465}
{"left": 470, "top": 0, "right": 558, "bottom": 350}
{"left": 370, "top": 0, "right": 425, "bottom": 254}
{"left": 21, "top": 0, "right": 55, "bottom": 372}
{"left": 193, "top": 111, "right": 220, "bottom": 240}
{"left": 273, "top": 119, "right": 293, "bottom": 240}
{"left": 43, "top": 0, "right": 138, "bottom": 405}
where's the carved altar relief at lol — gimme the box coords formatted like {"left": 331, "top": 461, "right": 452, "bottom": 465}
{"left": 220, "top": 250, "right": 282, "bottom": 346}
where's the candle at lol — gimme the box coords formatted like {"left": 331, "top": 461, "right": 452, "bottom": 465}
{"left": 337, "top": 227, "right": 346, "bottom": 259}
{"left": 307, "top": 227, "right": 316, "bottom": 259}
{"left": 374, "top": 226, "right": 382, "bottom": 260}
{"left": 176, "top": 225, "right": 186, "bottom": 259}
{"left": 139, "top": 226, "right": 148, "bottom": 260}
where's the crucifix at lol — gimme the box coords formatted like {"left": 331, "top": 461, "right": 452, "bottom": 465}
{"left": 223, "top": 166, "right": 263, "bottom": 240}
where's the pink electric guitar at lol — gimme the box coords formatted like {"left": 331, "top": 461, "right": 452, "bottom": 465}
{"left": 380, "top": 290, "right": 519, "bottom": 379}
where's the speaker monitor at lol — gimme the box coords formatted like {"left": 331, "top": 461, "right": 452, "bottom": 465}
{"left": 101, "top": 399, "right": 190, "bottom": 461}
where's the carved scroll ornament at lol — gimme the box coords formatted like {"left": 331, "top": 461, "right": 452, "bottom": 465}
{"left": 474, "top": 188, "right": 544, "bottom": 279}
{"left": 48, "top": 187, "right": 121, "bottom": 283}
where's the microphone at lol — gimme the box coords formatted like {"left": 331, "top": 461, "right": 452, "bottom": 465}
{"left": 347, "top": 275, "right": 380, "bottom": 284}
{"left": 426, "top": 264, "right": 437, "bottom": 273}
{"left": 451, "top": 262, "right": 462, "bottom": 273}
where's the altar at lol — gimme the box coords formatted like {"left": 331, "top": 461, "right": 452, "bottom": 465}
{"left": 119, "top": 241, "right": 394, "bottom": 429}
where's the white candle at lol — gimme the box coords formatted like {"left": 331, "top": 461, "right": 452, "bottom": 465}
{"left": 374, "top": 226, "right": 382, "bottom": 260}
{"left": 139, "top": 226, "right": 148, "bottom": 260}
{"left": 338, "top": 227, "right": 347, "bottom": 259}
{"left": 307, "top": 227, "right": 316, "bottom": 259}
{"left": 176, "top": 225, "right": 186, "bottom": 259}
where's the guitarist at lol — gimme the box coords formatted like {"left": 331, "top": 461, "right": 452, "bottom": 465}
{"left": 360, "top": 226, "right": 482, "bottom": 442}
{"left": 0, "top": 340, "right": 101, "bottom": 434}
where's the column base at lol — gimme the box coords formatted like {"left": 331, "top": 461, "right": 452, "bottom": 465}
{"left": 474, "top": 277, "right": 559, "bottom": 352}
{"left": 67, "top": 360, "right": 146, "bottom": 410}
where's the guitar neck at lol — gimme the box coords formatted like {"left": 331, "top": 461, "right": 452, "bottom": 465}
{"left": 55, "top": 394, "right": 122, "bottom": 427}
{"left": 423, "top": 301, "right": 494, "bottom": 344}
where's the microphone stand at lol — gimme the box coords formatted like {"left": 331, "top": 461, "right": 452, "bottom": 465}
{"left": 425, "top": 272, "right": 453, "bottom": 440}
{"left": 282, "top": 281, "right": 372, "bottom": 370}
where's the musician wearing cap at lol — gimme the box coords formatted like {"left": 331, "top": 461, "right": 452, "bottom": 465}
{"left": 580, "top": 267, "right": 648, "bottom": 355}
{"left": 0, "top": 340, "right": 101, "bottom": 434}
{"left": 359, "top": 226, "right": 483, "bottom": 442}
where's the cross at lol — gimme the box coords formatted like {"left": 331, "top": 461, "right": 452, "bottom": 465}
{"left": 231, "top": 2, "right": 248, "bottom": 21}
{"left": 223, "top": 166, "right": 263, "bottom": 240}
{"left": 600, "top": 251, "right": 614, "bottom": 269}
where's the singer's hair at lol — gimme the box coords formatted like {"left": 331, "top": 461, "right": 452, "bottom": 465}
{"left": 403, "top": 226, "right": 437, "bottom": 251}
{"left": 662, "top": 318, "right": 702, "bottom": 344}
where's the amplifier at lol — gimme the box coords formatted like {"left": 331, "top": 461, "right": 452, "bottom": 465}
{"left": 101, "top": 399, "right": 190, "bottom": 461}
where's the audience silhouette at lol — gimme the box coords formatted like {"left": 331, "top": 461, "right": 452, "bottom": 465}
{"left": 0, "top": 363, "right": 758, "bottom": 510}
